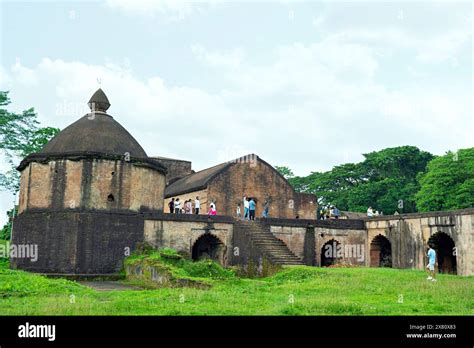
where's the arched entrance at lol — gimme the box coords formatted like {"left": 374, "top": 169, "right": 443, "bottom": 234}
{"left": 370, "top": 235, "right": 392, "bottom": 267}
{"left": 192, "top": 234, "right": 225, "bottom": 264}
{"left": 428, "top": 232, "right": 457, "bottom": 274}
{"left": 321, "top": 239, "right": 342, "bottom": 267}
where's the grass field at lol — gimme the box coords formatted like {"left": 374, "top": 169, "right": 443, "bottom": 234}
{"left": 0, "top": 257, "right": 472, "bottom": 315}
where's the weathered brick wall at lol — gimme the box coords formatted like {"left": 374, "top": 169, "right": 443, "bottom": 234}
{"left": 270, "top": 225, "right": 307, "bottom": 258}
{"left": 207, "top": 160, "right": 317, "bottom": 219}
{"left": 266, "top": 219, "right": 367, "bottom": 266}
{"left": 314, "top": 227, "right": 367, "bottom": 267}
{"left": 19, "top": 162, "right": 53, "bottom": 211}
{"left": 365, "top": 209, "right": 474, "bottom": 276}
{"left": 18, "top": 159, "right": 166, "bottom": 214}
{"left": 144, "top": 215, "right": 233, "bottom": 265}
{"left": 230, "top": 222, "right": 274, "bottom": 267}
{"left": 152, "top": 158, "right": 192, "bottom": 185}
{"left": 296, "top": 193, "right": 318, "bottom": 219}
{"left": 11, "top": 211, "right": 144, "bottom": 274}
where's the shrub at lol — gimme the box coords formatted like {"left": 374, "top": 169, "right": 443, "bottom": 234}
{"left": 181, "top": 259, "right": 235, "bottom": 279}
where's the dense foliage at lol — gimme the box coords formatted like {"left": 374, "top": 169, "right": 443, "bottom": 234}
{"left": 415, "top": 148, "right": 474, "bottom": 212}
{"left": 0, "top": 207, "right": 16, "bottom": 240}
{"left": 0, "top": 91, "right": 59, "bottom": 193}
{"left": 0, "top": 91, "right": 59, "bottom": 237}
{"left": 281, "top": 146, "right": 435, "bottom": 214}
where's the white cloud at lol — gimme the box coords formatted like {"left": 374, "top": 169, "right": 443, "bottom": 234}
{"left": 188, "top": 42, "right": 472, "bottom": 165}
{"left": 103, "top": 0, "right": 221, "bottom": 20}
{"left": 312, "top": 15, "right": 325, "bottom": 28}
{"left": 0, "top": 57, "right": 241, "bottom": 166}
{"left": 11, "top": 60, "right": 38, "bottom": 87}
{"left": 415, "top": 29, "right": 471, "bottom": 64}
{"left": 323, "top": 26, "right": 471, "bottom": 65}
{"left": 191, "top": 44, "right": 245, "bottom": 68}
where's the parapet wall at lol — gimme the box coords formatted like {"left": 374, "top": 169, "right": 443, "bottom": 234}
{"left": 365, "top": 208, "right": 474, "bottom": 276}
{"left": 143, "top": 213, "right": 234, "bottom": 265}
{"left": 263, "top": 208, "right": 474, "bottom": 275}
{"left": 263, "top": 218, "right": 367, "bottom": 266}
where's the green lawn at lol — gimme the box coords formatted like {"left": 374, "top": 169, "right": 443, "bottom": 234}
{"left": 0, "top": 258, "right": 472, "bottom": 315}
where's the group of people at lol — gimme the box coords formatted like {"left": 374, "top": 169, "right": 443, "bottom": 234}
{"left": 168, "top": 194, "right": 271, "bottom": 219}
{"left": 319, "top": 205, "right": 340, "bottom": 220}
{"left": 236, "top": 195, "right": 270, "bottom": 220}
{"left": 319, "top": 205, "right": 385, "bottom": 219}
{"left": 367, "top": 207, "right": 383, "bottom": 217}
{"left": 168, "top": 196, "right": 217, "bottom": 216}
{"left": 237, "top": 196, "right": 256, "bottom": 220}
{"left": 168, "top": 197, "right": 201, "bottom": 215}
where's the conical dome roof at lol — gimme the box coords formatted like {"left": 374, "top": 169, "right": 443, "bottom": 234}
{"left": 40, "top": 89, "right": 147, "bottom": 157}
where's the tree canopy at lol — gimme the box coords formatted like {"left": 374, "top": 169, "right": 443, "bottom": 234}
{"left": 282, "top": 146, "right": 436, "bottom": 214}
{"left": 275, "top": 166, "right": 294, "bottom": 179}
{"left": 415, "top": 148, "right": 474, "bottom": 212}
{"left": 0, "top": 91, "right": 59, "bottom": 193}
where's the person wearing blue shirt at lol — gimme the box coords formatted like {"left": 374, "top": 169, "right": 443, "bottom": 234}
{"left": 426, "top": 244, "right": 437, "bottom": 282}
{"left": 249, "top": 198, "right": 256, "bottom": 220}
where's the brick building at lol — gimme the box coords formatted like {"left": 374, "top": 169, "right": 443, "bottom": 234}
{"left": 163, "top": 155, "right": 318, "bottom": 219}
{"left": 11, "top": 89, "right": 473, "bottom": 277}
{"left": 12, "top": 89, "right": 167, "bottom": 274}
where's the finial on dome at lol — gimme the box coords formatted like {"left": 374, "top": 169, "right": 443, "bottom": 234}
{"left": 88, "top": 88, "right": 110, "bottom": 112}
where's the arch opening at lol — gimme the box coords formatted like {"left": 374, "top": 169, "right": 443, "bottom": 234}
{"left": 192, "top": 234, "right": 225, "bottom": 264}
{"left": 321, "top": 239, "right": 342, "bottom": 267}
{"left": 370, "top": 235, "right": 392, "bottom": 267}
{"left": 428, "top": 232, "right": 457, "bottom": 274}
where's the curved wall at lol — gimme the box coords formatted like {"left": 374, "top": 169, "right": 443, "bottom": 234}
{"left": 18, "top": 158, "right": 165, "bottom": 214}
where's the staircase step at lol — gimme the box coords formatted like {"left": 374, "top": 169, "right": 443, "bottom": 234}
{"left": 236, "top": 220, "right": 304, "bottom": 266}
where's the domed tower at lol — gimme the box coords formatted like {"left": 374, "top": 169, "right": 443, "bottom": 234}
{"left": 12, "top": 89, "right": 167, "bottom": 275}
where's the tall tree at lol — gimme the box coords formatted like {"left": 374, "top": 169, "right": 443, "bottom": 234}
{"left": 415, "top": 148, "right": 474, "bottom": 212}
{"left": 286, "top": 146, "right": 434, "bottom": 214}
{"left": 0, "top": 91, "right": 59, "bottom": 240}
{"left": 0, "top": 91, "right": 59, "bottom": 193}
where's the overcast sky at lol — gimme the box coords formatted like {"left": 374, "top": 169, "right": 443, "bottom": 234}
{"left": 0, "top": 0, "right": 472, "bottom": 225}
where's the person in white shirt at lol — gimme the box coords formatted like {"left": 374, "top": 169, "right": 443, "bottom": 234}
{"left": 367, "top": 206, "right": 374, "bottom": 217}
{"left": 243, "top": 196, "right": 250, "bottom": 220}
{"left": 174, "top": 198, "right": 181, "bottom": 214}
{"left": 195, "top": 196, "right": 200, "bottom": 214}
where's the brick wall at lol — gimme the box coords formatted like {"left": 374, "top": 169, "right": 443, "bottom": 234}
{"left": 144, "top": 214, "right": 233, "bottom": 265}
{"left": 18, "top": 159, "right": 166, "bottom": 214}
{"left": 365, "top": 211, "right": 474, "bottom": 276}
{"left": 207, "top": 160, "right": 317, "bottom": 219}
{"left": 152, "top": 158, "right": 192, "bottom": 185}
{"left": 266, "top": 219, "right": 367, "bottom": 266}
{"left": 11, "top": 211, "right": 144, "bottom": 274}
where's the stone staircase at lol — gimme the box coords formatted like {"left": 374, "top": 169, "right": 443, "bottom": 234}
{"left": 236, "top": 219, "right": 304, "bottom": 265}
